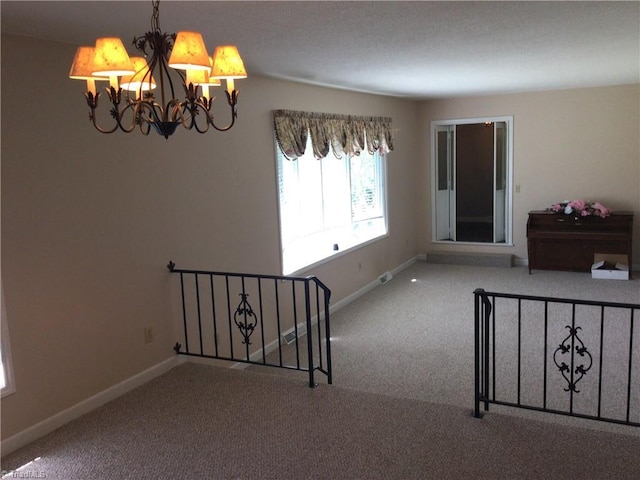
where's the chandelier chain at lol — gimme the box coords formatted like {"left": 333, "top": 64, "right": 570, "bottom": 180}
{"left": 151, "top": 0, "right": 160, "bottom": 32}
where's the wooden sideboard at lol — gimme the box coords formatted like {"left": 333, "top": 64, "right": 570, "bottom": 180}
{"left": 526, "top": 211, "right": 633, "bottom": 275}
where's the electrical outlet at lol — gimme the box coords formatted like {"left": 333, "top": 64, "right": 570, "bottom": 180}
{"left": 144, "top": 327, "right": 154, "bottom": 344}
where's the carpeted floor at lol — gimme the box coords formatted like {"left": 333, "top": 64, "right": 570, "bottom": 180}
{"left": 249, "top": 261, "right": 640, "bottom": 435}
{"left": 2, "top": 363, "right": 640, "bottom": 480}
{"left": 2, "top": 262, "right": 639, "bottom": 479}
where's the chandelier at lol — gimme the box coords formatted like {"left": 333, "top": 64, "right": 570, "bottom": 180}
{"left": 68, "top": 0, "right": 247, "bottom": 138}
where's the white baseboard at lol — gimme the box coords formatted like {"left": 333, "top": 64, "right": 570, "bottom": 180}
{"left": 330, "top": 255, "right": 418, "bottom": 312}
{"left": 1, "top": 356, "right": 180, "bottom": 456}
{"left": 230, "top": 256, "right": 420, "bottom": 370}
{"left": 514, "top": 257, "right": 528, "bottom": 267}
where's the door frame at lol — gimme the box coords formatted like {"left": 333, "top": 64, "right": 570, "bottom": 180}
{"left": 430, "top": 116, "right": 514, "bottom": 246}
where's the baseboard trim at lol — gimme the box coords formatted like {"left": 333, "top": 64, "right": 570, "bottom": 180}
{"left": 230, "top": 256, "right": 420, "bottom": 370}
{"left": 426, "top": 252, "right": 513, "bottom": 268}
{"left": 1, "top": 356, "right": 180, "bottom": 456}
{"left": 328, "top": 255, "right": 418, "bottom": 313}
{"left": 514, "top": 257, "right": 528, "bottom": 267}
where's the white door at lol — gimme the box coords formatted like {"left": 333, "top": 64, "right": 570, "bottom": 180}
{"left": 435, "top": 126, "right": 454, "bottom": 241}
{"left": 493, "top": 122, "right": 506, "bottom": 243}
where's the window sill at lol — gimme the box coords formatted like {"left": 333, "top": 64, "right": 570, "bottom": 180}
{"left": 431, "top": 239, "right": 514, "bottom": 247}
{"left": 283, "top": 227, "right": 388, "bottom": 275}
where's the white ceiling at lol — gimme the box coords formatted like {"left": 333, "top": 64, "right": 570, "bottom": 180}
{"left": 2, "top": 1, "right": 639, "bottom": 99}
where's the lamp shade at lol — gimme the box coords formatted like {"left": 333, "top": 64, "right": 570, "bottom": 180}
{"left": 92, "top": 37, "right": 135, "bottom": 76}
{"left": 168, "top": 31, "right": 211, "bottom": 71}
{"left": 69, "top": 46, "right": 108, "bottom": 80}
{"left": 186, "top": 59, "right": 222, "bottom": 86}
{"left": 210, "top": 46, "right": 247, "bottom": 79}
{"left": 120, "top": 57, "right": 157, "bottom": 92}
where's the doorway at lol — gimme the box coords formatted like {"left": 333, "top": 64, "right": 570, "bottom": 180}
{"left": 431, "top": 117, "right": 512, "bottom": 244}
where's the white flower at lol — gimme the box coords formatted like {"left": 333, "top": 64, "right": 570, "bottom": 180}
{"left": 564, "top": 206, "right": 573, "bottom": 214}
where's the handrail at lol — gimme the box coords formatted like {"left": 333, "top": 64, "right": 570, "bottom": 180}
{"left": 474, "top": 288, "right": 639, "bottom": 427}
{"left": 167, "top": 261, "right": 332, "bottom": 387}
{"left": 168, "top": 260, "right": 331, "bottom": 291}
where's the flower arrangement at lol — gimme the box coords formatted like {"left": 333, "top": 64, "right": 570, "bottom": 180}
{"left": 548, "top": 200, "right": 611, "bottom": 218}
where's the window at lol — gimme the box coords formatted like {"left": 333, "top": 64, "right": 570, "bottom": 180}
{"left": 277, "top": 136, "right": 387, "bottom": 274}
{"left": 431, "top": 116, "right": 513, "bottom": 244}
{"left": 1, "top": 279, "right": 16, "bottom": 397}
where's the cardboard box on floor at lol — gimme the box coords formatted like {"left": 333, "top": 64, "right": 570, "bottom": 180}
{"left": 591, "top": 253, "right": 629, "bottom": 280}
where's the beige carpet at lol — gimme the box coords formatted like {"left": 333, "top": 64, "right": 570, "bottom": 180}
{"left": 2, "top": 262, "right": 639, "bottom": 479}
{"left": 2, "top": 363, "right": 640, "bottom": 480}
{"left": 249, "top": 262, "right": 640, "bottom": 434}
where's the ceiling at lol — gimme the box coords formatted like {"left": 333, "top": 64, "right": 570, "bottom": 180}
{"left": 2, "top": 1, "right": 639, "bottom": 99}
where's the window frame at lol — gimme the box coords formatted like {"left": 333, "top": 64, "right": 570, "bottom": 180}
{"left": 276, "top": 139, "right": 389, "bottom": 275}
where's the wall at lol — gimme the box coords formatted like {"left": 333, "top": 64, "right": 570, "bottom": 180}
{"left": 419, "top": 84, "right": 640, "bottom": 263}
{"left": 0, "top": 34, "right": 420, "bottom": 440}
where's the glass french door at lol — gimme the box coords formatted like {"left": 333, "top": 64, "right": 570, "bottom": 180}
{"left": 432, "top": 118, "right": 512, "bottom": 244}
{"left": 435, "top": 125, "right": 455, "bottom": 241}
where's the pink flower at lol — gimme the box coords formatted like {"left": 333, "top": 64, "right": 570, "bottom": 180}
{"left": 568, "top": 200, "right": 586, "bottom": 211}
{"left": 591, "top": 201, "right": 611, "bottom": 218}
{"left": 551, "top": 203, "right": 563, "bottom": 212}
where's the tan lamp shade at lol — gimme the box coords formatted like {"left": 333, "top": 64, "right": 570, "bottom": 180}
{"left": 69, "top": 46, "right": 108, "bottom": 80}
{"left": 210, "top": 46, "right": 247, "bottom": 79}
{"left": 185, "top": 69, "right": 209, "bottom": 86}
{"left": 120, "top": 57, "right": 157, "bottom": 92}
{"left": 186, "top": 58, "right": 222, "bottom": 86}
{"left": 168, "top": 31, "right": 211, "bottom": 71}
{"left": 186, "top": 66, "right": 222, "bottom": 100}
{"left": 92, "top": 37, "right": 135, "bottom": 77}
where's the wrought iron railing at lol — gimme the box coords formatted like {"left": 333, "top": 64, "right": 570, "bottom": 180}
{"left": 168, "top": 261, "right": 332, "bottom": 387}
{"left": 474, "top": 288, "right": 639, "bottom": 427}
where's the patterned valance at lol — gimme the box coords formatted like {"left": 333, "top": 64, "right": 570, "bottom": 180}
{"left": 273, "top": 109, "right": 394, "bottom": 160}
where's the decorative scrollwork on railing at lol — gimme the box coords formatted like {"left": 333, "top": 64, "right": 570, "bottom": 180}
{"left": 553, "top": 326, "right": 593, "bottom": 393}
{"left": 234, "top": 293, "right": 257, "bottom": 345}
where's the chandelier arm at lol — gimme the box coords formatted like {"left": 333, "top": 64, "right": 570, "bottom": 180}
{"left": 137, "top": 100, "right": 176, "bottom": 133}
{"left": 177, "top": 84, "right": 206, "bottom": 132}
{"left": 205, "top": 90, "right": 239, "bottom": 132}
{"left": 139, "top": 121, "right": 152, "bottom": 135}
{"left": 112, "top": 98, "right": 149, "bottom": 134}
{"left": 89, "top": 110, "right": 121, "bottom": 134}
{"left": 86, "top": 89, "right": 135, "bottom": 134}
{"left": 84, "top": 91, "right": 120, "bottom": 134}
{"left": 156, "top": 34, "right": 180, "bottom": 113}
{"left": 184, "top": 97, "right": 220, "bottom": 134}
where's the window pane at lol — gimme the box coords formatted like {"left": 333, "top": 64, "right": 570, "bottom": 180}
{"left": 276, "top": 135, "right": 387, "bottom": 274}
{"left": 321, "top": 156, "right": 350, "bottom": 229}
{"left": 437, "top": 130, "right": 449, "bottom": 191}
{"left": 296, "top": 153, "right": 324, "bottom": 236}
{"left": 351, "top": 151, "right": 382, "bottom": 222}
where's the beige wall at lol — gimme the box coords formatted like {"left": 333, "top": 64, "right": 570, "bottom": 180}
{"left": 418, "top": 85, "right": 640, "bottom": 262}
{"left": 0, "top": 34, "right": 420, "bottom": 439}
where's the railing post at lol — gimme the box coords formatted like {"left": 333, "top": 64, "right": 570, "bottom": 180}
{"left": 474, "top": 288, "right": 484, "bottom": 418}
{"left": 305, "top": 280, "right": 316, "bottom": 388}
{"left": 324, "top": 288, "right": 333, "bottom": 385}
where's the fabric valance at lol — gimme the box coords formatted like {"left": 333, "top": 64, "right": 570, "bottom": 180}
{"left": 273, "top": 109, "right": 394, "bottom": 160}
